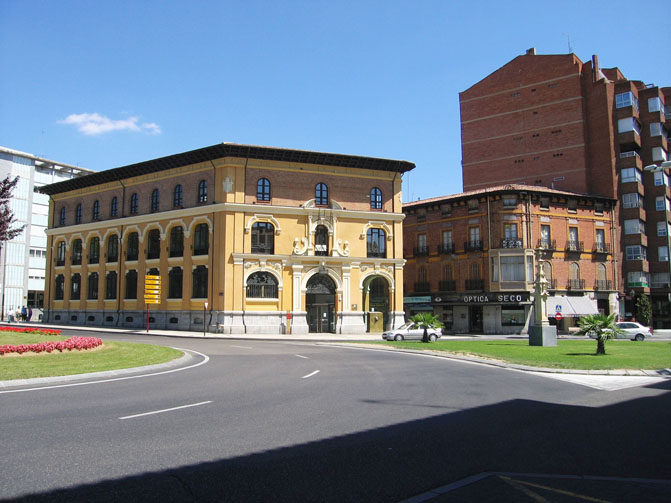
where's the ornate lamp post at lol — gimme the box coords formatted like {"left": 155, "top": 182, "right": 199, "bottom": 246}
{"left": 529, "top": 248, "right": 557, "bottom": 346}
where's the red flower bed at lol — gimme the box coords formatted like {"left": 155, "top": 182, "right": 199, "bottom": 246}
{"left": 0, "top": 336, "right": 103, "bottom": 356}
{"left": 0, "top": 326, "right": 62, "bottom": 336}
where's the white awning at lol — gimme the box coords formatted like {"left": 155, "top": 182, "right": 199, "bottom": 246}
{"left": 546, "top": 295, "right": 598, "bottom": 318}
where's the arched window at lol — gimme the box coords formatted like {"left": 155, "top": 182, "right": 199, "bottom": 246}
{"left": 75, "top": 204, "right": 82, "bottom": 224}
{"left": 110, "top": 197, "right": 118, "bottom": 217}
{"left": 92, "top": 200, "right": 100, "bottom": 220}
{"left": 70, "top": 273, "right": 81, "bottom": 300}
{"left": 54, "top": 275, "right": 65, "bottom": 300}
{"left": 251, "top": 222, "right": 274, "bottom": 254}
{"left": 56, "top": 241, "right": 66, "bottom": 266}
{"left": 246, "top": 272, "right": 278, "bottom": 298}
{"left": 87, "top": 272, "right": 99, "bottom": 300}
{"left": 125, "top": 270, "right": 138, "bottom": 299}
{"left": 173, "top": 184, "right": 183, "bottom": 207}
{"left": 151, "top": 189, "right": 159, "bottom": 212}
{"left": 72, "top": 239, "right": 83, "bottom": 265}
{"left": 570, "top": 262, "right": 580, "bottom": 280}
{"left": 257, "top": 178, "right": 271, "bottom": 202}
{"left": 105, "top": 271, "right": 117, "bottom": 299}
{"left": 169, "top": 267, "right": 183, "bottom": 298}
{"left": 315, "top": 183, "right": 328, "bottom": 206}
{"left": 126, "top": 232, "right": 139, "bottom": 261}
{"left": 198, "top": 180, "right": 208, "bottom": 203}
{"left": 192, "top": 265, "right": 208, "bottom": 298}
{"left": 315, "top": 225, "right": 329, "bottom": 256}
{"left": 59, "top": 207, "right": 66, "bottom": 226}
{"left": 107, "top": 235, "right": 119, "bottom": 263}
{"left": 147, "top": 229, "right": 161, "bottom": 260}
{"left": 193, "top": 223, "right": 209, "bottom": 255}
{"left": 597, "top": 264, "right": 607, "bottom": 289}
{"left": 542, "top": 261, "right": 553, "bottom": 286}
{"left": 170, "top": 226, "right": 184, "bottom": 257}
{"left": 366, "top": 228, "right": 386, "bottom": 258}
{"left": 130, "top": 193, "right": 138, "bottom": 214}
{"left": 418, "top": 266, "right": 427, "bottom": 283}
{"left": 370, "top": 187, "right": 382, "bottom": 209}
{"left": 89, "top": 237, "right": 100, "bottom": 264}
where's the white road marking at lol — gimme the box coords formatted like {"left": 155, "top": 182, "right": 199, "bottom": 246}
{"left": 302, "top": 370, "right": 320, "bottom": 379}
{"left": 119, "top": 400, "right": 212, "bottom": 420}
{"left": 295, "top": 354, "right": 309, "bottom": 359}
{"left": 0, "top": 348, "right": 209, "bottom": 394}
{"left": 523, "top": 371, "right": 667, "bottom": 391}
{"left": 231, "top": 345, "right": 253, "bottom": 349}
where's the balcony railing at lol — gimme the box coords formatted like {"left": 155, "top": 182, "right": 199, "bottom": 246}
{"left": 501, "top": 238, "right": 523, "bottom": 248}
{"left": 565, "top": 240, "right": 584, "bottom": 252}
{"left": 537, "top": 239, "right": 557, "bottom": 251}
{"left": 413, "top": 245, "right": 430, "bottom": 257}
{"left": 414, "top": 282, "right": 431, "bottom": 292}
{"left": 567, "top": 279, "right": 585, "bottom": 290}
{"left": 439, "top": 280, "right": 456, "bottom": 291}
{"left": 465, "top": 240, "right": 483, "bottom": 252}
{"left": 438, "top": 243, "right": 455, "bottom": 254}
{"left": 593, "top": 242, "right": 612, "bottom": 254}
{"left": 547, "top": 278, "right": 558, "bottom": 290}
{"left": 465, "top": 279, "right": 484, "bottom": 290}
{"left": 594, "top": 280, "right": 612, "bottom": 290}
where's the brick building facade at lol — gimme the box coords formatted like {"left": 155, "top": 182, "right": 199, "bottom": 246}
{"left": 460, "top": 49, "right": 671, "bottom": 327}
{"left": 40, "top": 143, "right": 413, "bottom": 334}
{"left": 403, "top": 185, "right": 617, "bottom": 334}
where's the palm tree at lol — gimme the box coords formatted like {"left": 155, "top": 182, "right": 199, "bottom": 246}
{"left": 409, "top": 312, "right": 443, "bottom": 343}
{"left": 575, "top": 313, "right": 623, "bottom": 355}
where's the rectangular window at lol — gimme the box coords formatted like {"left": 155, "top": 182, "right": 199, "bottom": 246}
{"left": 615, "top": 92, "right": 639, "bottom": 111}
{"left": 651, "top": 272, "right": 670, "bottom": 288}
{"left": 626, "top": 245, "right": 646, "bottom": 260}
{"left": 469, "top": 227, "right": 480, "bottom": 242}
{"left": 500, "top": 255, "right": 525, "bottom": 282}
{"left": 665, "top": 104, "right": 671, "bottom": 120}
{"left": 627, "top": 271, "right": 649, "bottom": 287}
{"left": 652, "top": 147, "right": 668, "bottom": 162}
{"left": 656, "top": 196, "right": 668, "bottom": 211}
{"left": 658, "top": 221, "right": 668, "bottom": 237}
{"left": 659, "top": 247, "right": 669, "bottom": 262}
{"left": 540, "top": 197, "right": 550, "bottom": 209}
{"left": 491, "top": 258, "right": 499, "bottom": 283}
{"left": 502, "top": 195, "right": 517, "bottom": 207}
{"left": 418, "top": 234, "right": 427, "bottom": 248}
{"left": 654, "top": 171, "right": 668, "bottom": 186}
{"left": 624, "top": 219, "right": 644, "bottom": 234}
{"left": 622, "top": 193, "right": 640, "bottom": 208}
{"left": 503, "top": 223, "right": 518, "bottom": 239}
{"left": 650, "top": 122, "right": 664, "bottom": 137}
{"left": 442, "top": 230, "right": 452, "bottom": 246}
{"left": 501, "top": 308, "right": 525, "bottom": 326}
{"left": 621, "top": 168, "right": 642, "bottom": 183}
{"left": 619, "top": 151, "right": 639, "bottom": 159}
{"left": 617, "top": 117, "right": 641, "bottom": 134}
{"left": 649, "top": 97, "right": 662, "bottom": 113}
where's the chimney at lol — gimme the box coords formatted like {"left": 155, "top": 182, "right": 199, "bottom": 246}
{"left": 592, "top": 54, "right": 600, "bottom": 82}
{"left": 526, "top": 47, "right": 536, "bottom": 55}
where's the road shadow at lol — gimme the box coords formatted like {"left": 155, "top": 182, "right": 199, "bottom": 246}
{"left": 8, "top": 388, "right": 671, "bottom": 502}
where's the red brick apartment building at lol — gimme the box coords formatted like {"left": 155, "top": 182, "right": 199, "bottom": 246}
{"left": 460, "top": 49, "right": 671, "bottom": 327}
{"left": 403, "top": 185, "right": 617, "bottom": 334}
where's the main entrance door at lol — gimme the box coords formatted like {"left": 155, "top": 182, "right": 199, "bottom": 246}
{"left": 306, "top": 274, "right": 336, "bottom": 333}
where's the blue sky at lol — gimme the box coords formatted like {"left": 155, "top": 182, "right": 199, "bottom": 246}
{"left": 1, "top": 0, "right": 669, "bottom": 201}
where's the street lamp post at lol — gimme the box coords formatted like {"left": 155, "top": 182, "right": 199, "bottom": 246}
{"left": 203, "top": 301, "right": 208, "bottom": 337}
{"left": 644, "top": 160, "right": 671, "bottom": 325}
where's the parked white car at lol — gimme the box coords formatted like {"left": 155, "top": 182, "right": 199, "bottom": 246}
{"left": 382, "top": 322, "right": 442, "bottom": 342}
{"left": 588, "top": 321, "right": 652, "bottom": 341}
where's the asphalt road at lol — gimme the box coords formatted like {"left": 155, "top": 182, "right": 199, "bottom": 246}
{"left": 1, "top": 332, "right": 670, "bottom": 502}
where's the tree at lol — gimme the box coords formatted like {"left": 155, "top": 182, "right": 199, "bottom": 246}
{"left": 409, "top": 312, "right": 443, "bottom": 343}
{"left": 575, "top": 313, "right": 623, "bottom": 355}
{"left": 635, "top": 294, "right": 652, "bottom": 327}
{"left": 0, "top": 176, "right": 25, "bottom": 249}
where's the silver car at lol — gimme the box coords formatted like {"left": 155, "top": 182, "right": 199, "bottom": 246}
{"left": 588, "top": 321, "right": 653, "bottom": 341}
{"left": 382, "top": 322, "right": 442, "bottom": 342}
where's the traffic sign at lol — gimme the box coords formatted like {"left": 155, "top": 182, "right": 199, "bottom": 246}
{"left": 144, "top": 294, "right": 160, "bottom": 299}
{"left": 555, "top": 305, "right": 562, "bottom": 313}
{"left": 145, "top": 287, "right": 161, "bottom": 294}
{"left": 555, "top": 312, "right": 563, "bottom": 321}
{"left": 145, "top": 275, "right": 161, "bottom": 281}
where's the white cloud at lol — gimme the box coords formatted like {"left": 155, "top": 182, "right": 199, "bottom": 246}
{"left": 59, "top": 113, "right": 162, "bottom": 136}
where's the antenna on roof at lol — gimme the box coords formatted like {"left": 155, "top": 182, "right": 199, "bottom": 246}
{"left": 564, "top": 33, "right": 573, "bottom": 54}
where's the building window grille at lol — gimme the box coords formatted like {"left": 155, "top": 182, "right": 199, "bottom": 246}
{"left": 250, "top": 222, "right": 273, "bottom": 254}
{"left": 315, "top": 183, "right": 328, "bottom": 206}
{"left": 370, "top": 187, "right": 382, "bottom": 209}
{"left": 246, "top": 272, "right": 278, "bottom": 299}
{"left": 257, "top": 178, "right": 271, "bottom": 202}
{"left": 367, "top": 228, "right": 386, "bottom": 258}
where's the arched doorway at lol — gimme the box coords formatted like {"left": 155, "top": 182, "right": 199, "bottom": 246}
{"left": 306, "top": 274, "right": 336, "bottom": 333}
{"left": 364, "top": 276, "right": 390, "bottom": 330}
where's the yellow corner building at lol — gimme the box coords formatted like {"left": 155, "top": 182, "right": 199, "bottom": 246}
{"left": 40, "top": 143, "right": 414, "bottom": 334}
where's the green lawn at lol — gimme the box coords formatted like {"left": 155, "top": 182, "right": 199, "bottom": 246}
{"left": 0, "top": 332, "right": 183, "bottom": 380}
{"left": 371, "top": 339, "right": 671, "bottom": 370}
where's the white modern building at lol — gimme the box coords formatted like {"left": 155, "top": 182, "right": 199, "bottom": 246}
{"left": 0, "top": 147, "right": 93, "bottom": 321}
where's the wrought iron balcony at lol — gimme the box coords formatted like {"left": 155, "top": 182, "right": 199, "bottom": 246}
{"left": 465, "top": 279, "right": 484, "bottom": 290}
{"left": 414, "top": 282, "right": 431, "bottom": 293}
{"left": 438, "top": 243, "right": 455, "bottom": 254}
{"left": 501, "top": 238, "right": 523, "bottom": 248}
{"left": 413, "top": 245, "right": 430, "bottom": 257}
{"left": 565, "top": 240, "right": 584, "bottom": 253}
{"left": 567, "top": 279, "right": 585, "bottom": 290}
{"left": 465, "top": 240, "right": 483, "bottom": 252}
{"left": 439, "top": 280, "right": 456, "bottom": 291}
{"left": 537, "top": 238, "right": 557, "bottom": 251}
{"left": 594, "top": 280, "right": 612, "bottom": 290}
{"left": 593, "top": 242, "right": 612, "bottom": 254}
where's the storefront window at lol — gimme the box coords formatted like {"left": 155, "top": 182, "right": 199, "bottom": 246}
{"left": 502, "top": 308, "right": 525, "bottom": 326}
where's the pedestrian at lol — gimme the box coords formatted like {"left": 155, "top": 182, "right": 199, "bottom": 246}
{"left": 15, "top": 308, "right": 21, "bottom": 323}
{"left": 21, "top": 306, "right": 27, "bottom": 322}
{"left": 7, "top": 309, "right": 13, "bottom": 323}
{"left": 28, "top": 307, "right": 33, "bottom": 322}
